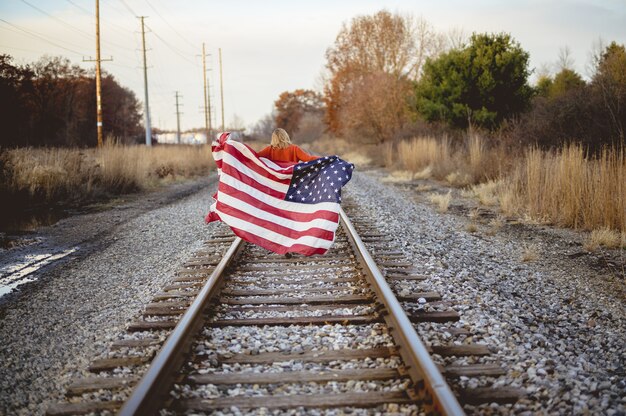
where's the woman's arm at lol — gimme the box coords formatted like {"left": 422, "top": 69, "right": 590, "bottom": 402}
{"left": 257, "top": 146, "right": 271, "bottom": 158}
{"left": 295, "top": 146, "right": 318, "bottom": 162}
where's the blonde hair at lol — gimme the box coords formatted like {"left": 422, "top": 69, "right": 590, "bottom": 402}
{"left": 271, "top": 128, "right": 292, "bottom": 149}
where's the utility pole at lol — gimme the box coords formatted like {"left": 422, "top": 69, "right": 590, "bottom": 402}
{"left": 175, "top": 91, "right": 182, "bottom": 144}
{"left": 201, "top": 43, "right": 212, "bottom": 141}
{"left": 84, "top": 0, "right": 112, "bottom": 147}
{"left": 139, "top": 16, "right": 152, "bottom": 146}
{"left": 219, "top": 47, "right": 225, "bottom": 132}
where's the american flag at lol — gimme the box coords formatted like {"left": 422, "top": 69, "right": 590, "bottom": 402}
{"left": 205, "top": 132, "right": 354, "bottom": 256}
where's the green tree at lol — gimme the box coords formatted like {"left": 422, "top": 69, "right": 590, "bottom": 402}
{"left": 416, "top": 33, "right": 532, "bottom": 130}
{"left": 592, "top": 41, "right": 626, "bottom": 141}
{"left": 535, "top": 75, "right": 553, "bottom": 97}
{"left": 549, "top": 68, "right": 585, "bottom": 98}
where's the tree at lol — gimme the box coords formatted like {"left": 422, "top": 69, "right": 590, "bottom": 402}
{"left": 0, "top": 55, "right": 34, "bottom": 147}
{"left": 274, "top": 89, "right": 324, "bottom": 137}
{"left": 249, "top": 113, "right": 276, "bottom": 141}
{"left": 549, "top": 68, "right": 586, "bottom": 98}
{"left": 323, "top": 11, "right": 445, "bottom": 138}
{"left": 0, "top": 55, "right": 143, "bottom": 147}
{"left": 416, "top": 33, "right": 533, "bottom": 130}
{"left": 339, "top": 72, "right": 413, "bottom": 143}
{"left": 591, "top": 41, "right": 626, "bottom": 141}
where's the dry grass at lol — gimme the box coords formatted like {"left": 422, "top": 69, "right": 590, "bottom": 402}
{"left": 503, "top": 145, "right": 626, "bottom": 233}
{"left": 415, "top": 184, "right": 433, "bottom": 192}
{"left": 381, "top": 170, "right": 415, "bottom": 183}
{"left": 469, "top": 180, "right": 501, "bottom": 206}
{"left": 387, "top": 135, "right": 508, "bottom": 186}
{"left": 1, "top": 143, "right": 214, "bottom": 207}
{"left": 520, "top": 243, "right": 539, "bottom": 262}
{"left": 584, "top": 228, "right": 623, "bottom": 251}
{"left": 382, "top": 134, "right": 625, "bottom": 236}
{"left": 428, "top": 191, "right": 452, "bottom": 212}
{"left": 486, "top": 216, "right": 505, "bottom": 236}
{"left": 465, "top": 222, "right": 478, "bottom": 233}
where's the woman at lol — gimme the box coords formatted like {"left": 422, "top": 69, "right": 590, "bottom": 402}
{"left": 257, "top": 128, "right": 317, "bottom": 163}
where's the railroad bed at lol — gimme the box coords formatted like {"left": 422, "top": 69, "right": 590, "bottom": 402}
{"left": 47, "top": 199, "right": 525, "bottom": 415}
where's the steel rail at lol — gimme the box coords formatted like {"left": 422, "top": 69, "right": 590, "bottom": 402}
{"left": 118, "top": 237, "right": 244, "bottom": 416}
{"left": 339, "top": 208, "right": 465, "bottom": 416}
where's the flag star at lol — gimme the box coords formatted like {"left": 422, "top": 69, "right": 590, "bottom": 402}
{"left": 346, "top": 175, "right": 349, "bottom": 179}
{"left": 307, "top": 173, "right": 311, "bottom": 176}
{"left": 324, "top": 156, "right": 328, "bottom": 159}
{"left": 328, "top": 195, "right": 332, "bottom": 199}
{"left": 289, "top": 195, "right": 293, "bottom": 199}
{"left": 292, "top": 183, "right": 297, "bottom": 187}
{"left": 296, "top": 166, "right": 300, "bottom": 170}
{"left": 301, "top": 197, "right": 306, "bottom": 201}
{"left": 333, "top": 170, "right": 338, "bottom": 174}
{"left": 335, "top": 189, "right": 339, "bottom": 193}
{"left": 326, "top": 176, "right": 330, "bottom": 180}
{"left": 297, "top": 190, "right": 301, "bottom": 194}
{"left": 317, "top": 191, "right": 320, "bottom": 194}
{"left": 309, "top": 192, "right": 312, "bottom": 196}
{"left": 299, "top": 178, "right": 304, "bottom": 182}
{"left": 342, "top": 167, "right": 346, "bottom": 170}
{"left": 304, "top": 185, "right": 308, "bottom": 189}
{"left": 330, "top": 182, "right": 334, "bottom": 186}
{"left": 314, "top": 168, "right": 318, "bottom": 171}
{"left": 313, "top": 197, "right": 316, "bottom": 201}
{"left": 317, "top": 160, "right": 321, "bottom": 164}
{"left": 314, "top": 185, "right": 317, "bottom": 189}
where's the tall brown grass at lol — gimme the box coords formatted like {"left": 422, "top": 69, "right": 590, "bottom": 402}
{"left": 1, "top": 144, "right": 214, "bottom": 207}
{"left": 384, "top": 135, "right": 626, "bottom": 234}
{"left": 500, "top": 145, "right": 625, "bottom": 232}
{"left": 384, "top": 135, "right": 507, "bottom": 184}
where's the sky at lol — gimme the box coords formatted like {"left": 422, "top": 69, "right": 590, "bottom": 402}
{"left": 1, "top": 0, "right": 625, "bottom": 134}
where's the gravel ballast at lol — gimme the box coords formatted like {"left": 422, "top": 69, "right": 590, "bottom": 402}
{"left": 0, "top": 177, "right": 218, "bottom": 415}
{"left": 1, "top": 169, "right": 625, "bottom": 415}
{"left": 347, "top": 170, "right": 625, "bottom": 415}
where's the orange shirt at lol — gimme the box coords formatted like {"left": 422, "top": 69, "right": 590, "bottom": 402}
{"left": 257, "top": 144, "right": 317, "bottom": 163}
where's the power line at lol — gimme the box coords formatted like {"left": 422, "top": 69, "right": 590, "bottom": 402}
{"left": 20, "top": 0, "right": 93, "bottom": 38}
{"left": 144, "top": 0, "right": 196, "bottom": 53}
{"left": 20, "top": 0, "right": 137, "bottom": 54}
{"left": 65, "top": 0, "right": 135, "bottom": 35}
{"left": 145, "top": 23, "right": 198, "bottom": 66}
{"left": 118, "top": 0, "right": 138, "bottom": 17}
{"left": 0, "top": 18, "right": 86, "bottom": 56}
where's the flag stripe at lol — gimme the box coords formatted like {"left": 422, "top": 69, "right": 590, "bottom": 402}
{"left": 228, "top": 227, "right": 329, "bottom": 256}
{"left": 223, "top": 142, "right": 294, "bottom": 179}
{"left": 221, "top": 159, "right": 288, "bottom": 199}
{"left": 215, "top": 200, "right": 336, "bottom": 241}
{"left": 219, "top": 172, "right": 339, "bottom": 214}
{"left": 218, "top": 144, "right": 292, "bottom": 184}
{"left": 217, "top": 182, "right": 339, "bottom": 224}
{"left": 216, "top": 210, "right": 335, "bottom": 250}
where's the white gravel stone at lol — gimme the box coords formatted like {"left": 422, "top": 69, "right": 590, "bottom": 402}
{"left": 345, "top": 171, "right": 626, "bottom": 415}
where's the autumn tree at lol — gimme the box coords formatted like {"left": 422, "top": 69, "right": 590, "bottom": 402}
{"left": 416, "top": 33, "right": 532, "bottom": 130}
{"left": 0, "top": 55, "right": 34, "bottom": 147}
{"left": 274, "top": 89, "right": 324, "bottom": 137}
{"left": 0, "top": 55, "right": 143, "bottom": 147}
{"left": 323, "top": 10, "right": 444, "bottom": 141}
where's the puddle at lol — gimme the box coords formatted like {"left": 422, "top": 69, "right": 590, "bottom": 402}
{"left": 0, "top": 247, "right": 78, "bottom": 298}
{"left": 0, "top": 209, "right": 69, "bottom": 233}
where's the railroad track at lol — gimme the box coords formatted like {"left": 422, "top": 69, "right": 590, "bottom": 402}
{"left": 47, "top": 200, "right": 524, "bottom": 415}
